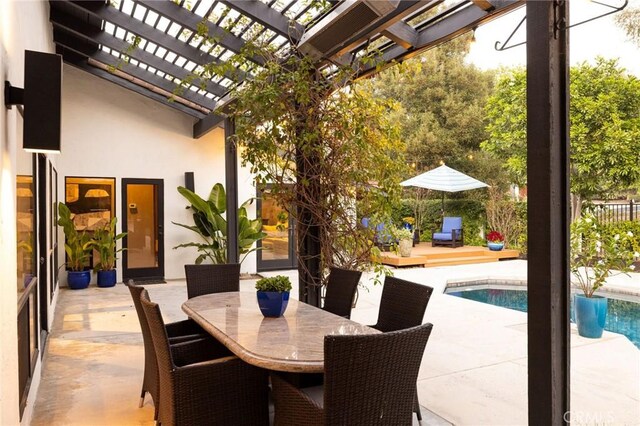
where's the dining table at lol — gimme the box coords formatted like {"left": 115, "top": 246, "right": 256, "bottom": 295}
{"left": 182, "top": 291, "right": 380, "bottom": 373}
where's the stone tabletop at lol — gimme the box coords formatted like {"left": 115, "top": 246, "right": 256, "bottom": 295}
{"left": 182, "top": 292, "right": 379, "bottom": 373}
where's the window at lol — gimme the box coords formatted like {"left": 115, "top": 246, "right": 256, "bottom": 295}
{"left": 64, "top": 177, "right": 116, "bottom": 268}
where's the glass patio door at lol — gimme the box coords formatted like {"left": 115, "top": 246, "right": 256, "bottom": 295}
{"left": 257, "top": 188, "right": 297, "bottom": 271}
{"left": 121, "top": 179, "right": 164, "bottom": 282}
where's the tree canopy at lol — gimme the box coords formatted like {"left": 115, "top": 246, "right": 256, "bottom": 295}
{"left": 365, "top": 35, "right": 501, "bottom": 184}
{"left": 482, "top": 57, "right": 640, "bottom": 209}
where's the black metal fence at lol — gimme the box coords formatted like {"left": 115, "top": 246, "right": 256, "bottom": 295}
{"left": 586, "top": 200, "right": 638, "bottom": 223}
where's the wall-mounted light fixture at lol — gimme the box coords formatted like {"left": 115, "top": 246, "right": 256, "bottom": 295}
{"left": 85, "top": 189, "right": 110, "bottom": 198}
{"left": 3, "top": 50, "right": 62, "bottom": 154}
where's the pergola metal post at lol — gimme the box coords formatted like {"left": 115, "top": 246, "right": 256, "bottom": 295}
{"left": 225, "top": 118, "right": 239, "bottom": 264}
{"left": 526, "top": 1, "right": 570, "bottom": 424}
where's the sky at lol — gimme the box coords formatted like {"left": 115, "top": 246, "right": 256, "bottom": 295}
{"left": 466, "top": 0, "right": 640, "bottom": 76}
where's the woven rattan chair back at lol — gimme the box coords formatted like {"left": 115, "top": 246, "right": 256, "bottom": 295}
{"left": 322, "top": 267, "right": 362, "bottom": 319}
{"left": 373, "top": 276, "right": 433, "bottom": 332}
{"left": 184, "top": 263, "right": 240, "bottom": 299}
{"left": 139, "top": 290, "right": 179, "bottom": 425}
{"left": 323, "top": 323, "right": 434, "bottom": 425}
{"left": 127, "top": 283, "right": 159, "bottom": 412}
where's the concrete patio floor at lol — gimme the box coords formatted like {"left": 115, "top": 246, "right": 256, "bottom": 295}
{"left": 31, "top": 260, "right": 639, "bottom": 425}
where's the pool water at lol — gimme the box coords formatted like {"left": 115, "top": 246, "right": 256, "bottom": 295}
{"left": 446, "top": 288, "right": 640, "bottom": 349}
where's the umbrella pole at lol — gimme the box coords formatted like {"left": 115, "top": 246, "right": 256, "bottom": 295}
{"left": 441, "top": 192, "right": 445, "bottom": 217}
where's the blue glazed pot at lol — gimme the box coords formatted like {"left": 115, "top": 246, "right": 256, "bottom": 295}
{"left": 574, "top": 294, "right": 607, "bottom": 338}
{"left": 257, "top": 291, "right": 290, "bottom": 317}
{"left": 68, "top": 270, "right": 91, "bottom": 289}
{"left": 97, "top": 269, "right": 117, "bottom": 288}
{"left": 487, "top": 241, "right": 504, "bottom": 251}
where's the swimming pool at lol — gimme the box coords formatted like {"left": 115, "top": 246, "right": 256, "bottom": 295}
{"left": 445, "top": 285, "right": 640, "bottom": 349}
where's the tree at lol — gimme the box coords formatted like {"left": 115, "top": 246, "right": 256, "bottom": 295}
{"left": 217, "top": 43, "right": 405, "bottom": 303}
{"left": 482, "top": 58, "right": 640, "bottom": 219}
{"left": 365, "top": 35, "right": 500, "bottom": 181}
{"left": 616, "top": 6, "right": 640, "bottom": 47}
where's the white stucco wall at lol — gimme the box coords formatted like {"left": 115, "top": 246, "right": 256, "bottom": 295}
{"left": 0, "top": 2, "right": 55, "bottom": 424}
{"left": 59, "top": 65, "right": 258, "bottom": 281}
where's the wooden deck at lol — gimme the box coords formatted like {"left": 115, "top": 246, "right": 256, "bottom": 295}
{"left": 379, "top": 243, "right": 520, "bottom": 268}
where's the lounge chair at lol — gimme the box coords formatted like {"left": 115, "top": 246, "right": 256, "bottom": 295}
{"left": 432, "top": 216, "right": 464, "bottom": 248}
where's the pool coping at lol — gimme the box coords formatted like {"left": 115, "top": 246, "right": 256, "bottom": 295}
{"left": 443, "top": 277, "right": 640, "bottom": 303}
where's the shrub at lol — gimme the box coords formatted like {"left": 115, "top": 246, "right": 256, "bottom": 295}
{"left": 600, "top": 220, "right": 640, "bottom": 253}
{"left": 255, "top": 275, "right": 292, "bottom": 292}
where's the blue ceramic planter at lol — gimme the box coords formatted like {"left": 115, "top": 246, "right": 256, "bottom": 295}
{"left": 574, "top": 294, "right": 607, "bottom": 338}
{"left": 68, "top": 270, "right": 91, "bottom": 289}
{"left": 257, "top": 291, "right": 290, "bottom": 317}
{"left": 487, "top": 241, "right": 504, "bottom": 251}
{"left": 97, "top": 269, "right": 117, "bottom": 288}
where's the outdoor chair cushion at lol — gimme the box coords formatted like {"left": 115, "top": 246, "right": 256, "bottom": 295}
{"left": 433, "top": 232, "right": 457, "bottom": 240}
{"left": 432, "top": 217, "right": 463, "bottom": 242}
{"left": 441, "top": 217, "right": 462, "bottom": 233}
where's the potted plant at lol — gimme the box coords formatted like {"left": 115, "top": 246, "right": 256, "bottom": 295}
{"left": 392, "top": 226, "right": 414, "bottom": 257}
{"left": 486, "top": 230, "right": 505, "bottom": 251}
{"left": 173, "top": 183, "right": 266, "bottom": 264}
{"left": 403, "top": 216, "right": 419, "bottom": 246}
{"left": 570, "top": 214, "right": 637, "bottom": 338}
{"left": 90, "top": 217, "right": 126, "bottom": 287}
{"left": 57, "top": 202, "right": 93, "bottom": 289}
{"left": 255, "top": 275, "right": 292, "bottom": 317}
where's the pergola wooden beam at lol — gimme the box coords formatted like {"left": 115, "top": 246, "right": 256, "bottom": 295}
{"left": 381, "top": 21, "right": 419, "bottom": 49}
{"left": 64, "top": 1, "right": 245, "bottom": 83}
{"left": 59, "top": 48, "right": 206, "bottom": 119}
{"left": 219, "top": 0, "right": 306, "bottom": 42}
{"left": 471, "top": 0, "right": 496, "bottom": 11}
{"left": 357, "top": 0, "right": 523, "bottom": 77}
{"left": 193, "top": 112, "right": 226, "bottom": 138}
{"left": 50, "top": 7, "right": 228, "bottom": 97}
{"left": 53, "top": 29, "right": 216, "bottom": 110}
{"left": 137, "top": 0, "right": 266, "bottom": 66}
{"left": 323, "top": 0, "right": 439, "bottom": 59}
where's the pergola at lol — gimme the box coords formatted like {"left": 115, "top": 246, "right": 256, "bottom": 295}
{"left": 49, "top": 1, "right": 571, "bottom": 424}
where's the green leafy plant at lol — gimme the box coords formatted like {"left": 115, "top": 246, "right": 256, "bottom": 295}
{"left": 570, "top": 213, "right": 638, "bottom": 297}
{"left": 57, "top": 202, "right": 93, "bottom": 271}
{"left": 173, "top": 183, "right": 266, "bottom": 264}
{"left": 90, "top": 217, "right": 126, "bottom": 271}
{"left": 255, "top": 275, "right": 292, "bottom": 293}
{"left": 275, "top": 211, "right": 288, "bottom": 232}
{"left": 392, "top": 227, "right": 414, "bottom": 241}
{"left": 207, "top": 39, "right": 405, "bottom": 292}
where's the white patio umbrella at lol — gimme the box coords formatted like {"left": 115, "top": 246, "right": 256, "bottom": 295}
{"left": 400, "top": 164, "right": 489, "bottom": 214}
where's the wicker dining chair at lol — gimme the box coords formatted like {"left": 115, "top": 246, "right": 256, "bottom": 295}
{"left": 371, "top": 276, "right": 434, "bottom": 421}
{"left": 140, "top": 289, "right": 270, "bottom": 426}
{"left": 271, "top": 323, "right": 434, "bottom": 426}
{"left": 127, "top": 282, "right": 212, "bottom": 417}
{"left": 372, "top": 276, "right": 434, "bottom": 333}
{"left": 322, "top": 267, "right": 362, "bottom": 319}
{"left": 184, "top": 263, "right": 241, "bottom": 299}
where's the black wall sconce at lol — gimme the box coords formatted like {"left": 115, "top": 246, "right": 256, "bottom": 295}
{"left": 4, "top": 50, "right": 62, "bottom": 154}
